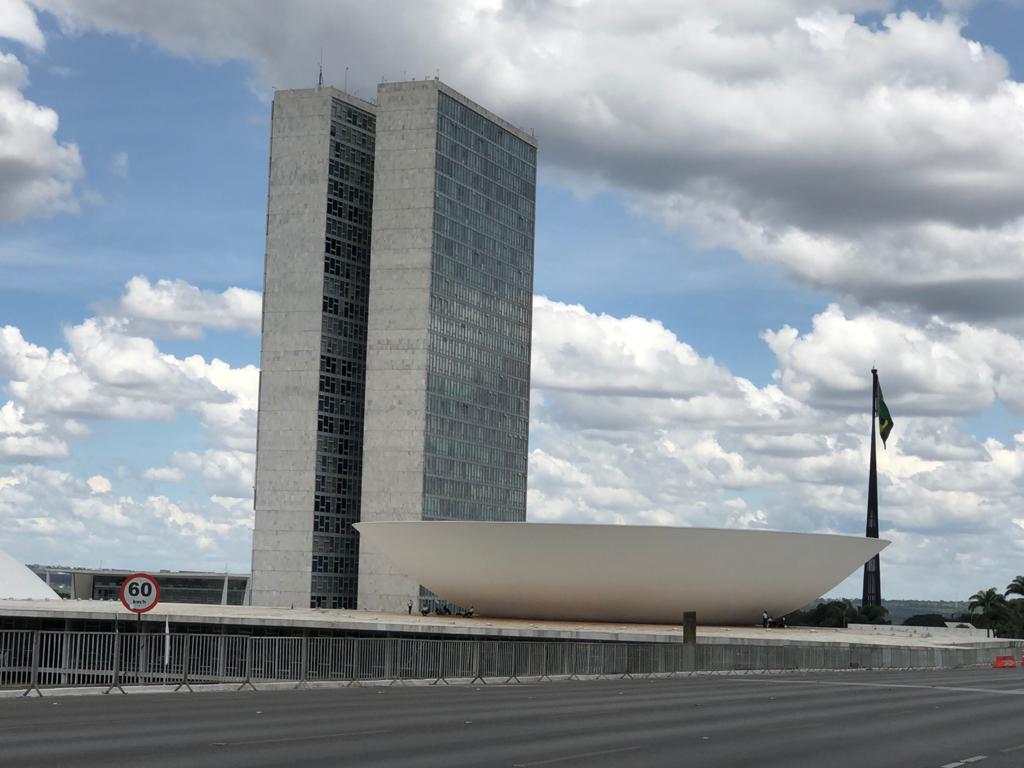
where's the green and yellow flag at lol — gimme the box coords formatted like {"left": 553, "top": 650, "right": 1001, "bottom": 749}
{"left": 877, "top": 382, "right": 894, "bottom": 448}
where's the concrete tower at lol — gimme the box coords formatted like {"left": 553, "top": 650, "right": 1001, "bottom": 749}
{"left": 357, "top": 81, "right": 537, "bottom": 613}
{"left": 251, "top": 79, "right": 537, "bottom": 612}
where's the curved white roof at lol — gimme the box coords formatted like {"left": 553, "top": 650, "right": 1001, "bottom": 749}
{"left": 355, "top": 522, "right": 889, "bottom": 625}
{"left": 0, "top": 549, "right": 60, "bottom": 600}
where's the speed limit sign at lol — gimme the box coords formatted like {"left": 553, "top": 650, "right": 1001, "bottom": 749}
{"left": 119, "top": 573, "right": 161, "bottom": 613}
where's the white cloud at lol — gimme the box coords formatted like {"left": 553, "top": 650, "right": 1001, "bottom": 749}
{"left": 110, "top": 276, "right": 262, "bottom": 338}
{"left": 0, "top": 464, "right": 253, "bottom": 569}
{"left": 143, "top": 466, "right": 185, "bottom": 482}
{"left": 86, "top": 474, "right": 111, "bottom": 494}
{"left": 0, "top": 317, "right": 258, "bottom": 446}
{"left": 0, "top": 50, "right": 82, "bottom": 221}
{"left": 28, "top": 1, "right": 1024, "bottom": 319}
{"left": 0, "top": 400, "right": 67, "bottom": 459}
{"left": 527, "top": 297, "right": 1024, "bottom": 598}
{"left": 763, "top": 304, "right": 1024, "bottom": 415}
{"left": 0, "top": 0, "right": 44, "bottom": 50}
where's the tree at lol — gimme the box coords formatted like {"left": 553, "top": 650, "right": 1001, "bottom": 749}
{"left": 1006, "top": 576, "right": 1024, "bottom": 600}
{"left": 968, "top": 588, "right": 1006, "bottom": 616}
{"left": 903, "top": 613, "right": 947, "bottom": 627}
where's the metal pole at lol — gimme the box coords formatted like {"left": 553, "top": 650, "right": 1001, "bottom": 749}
{"left": 22, "top": 630, "right": 41, "bottom": 697}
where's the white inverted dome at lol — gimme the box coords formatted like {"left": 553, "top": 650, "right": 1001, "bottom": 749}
{"left": 0, "top": 549, "right": 60, "bottom": 600}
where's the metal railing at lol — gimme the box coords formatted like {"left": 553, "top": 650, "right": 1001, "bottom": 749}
{"left": 1, "top": 630, "right": 1019, "bottom": 696}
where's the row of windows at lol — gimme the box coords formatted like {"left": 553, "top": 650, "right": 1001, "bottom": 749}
{"left": 330, "top": 121, "right": 375, "bottom": 152}
{"left": 317, "top": 414, "right": 359, "bottom": 437}
{"left": 322, "top": 295, "right": 368, "bottom": 322}
{"left": 426, "top": 455, "right": 527, "bottom": 488}
{"left": 316, "top": 430, "right": 364, "bottom": 455}
{"left": 430, "top": 312, "right": 530, "bottom": 347}
{"left": 436, "top": 128, "right": 534, "bottom": 184}
{"left": 327, "top": 198, "right": 372, "bottom": 228}
{"left": 326, "top": 218, "right": 371, "bottom": 248}
{"left": 430, "top": 289, "right": 530, "bottom": 329}
{"left": 314, "top": 493, "right": 360, "bottom": 515}
{"left": 320, "top": 354, "right": 361, "bottom": 378}
{"left": 438, "top": 92, "right": 535, "bottom": 164}
{"left": 435, "top": 173, "right": 534, "bottom": 233}
{"left": 437, "top": 112, "right": 534, "bottom": 178}
{"left": 435, "top": 194, "right": 533, "bottom": 251}
{"left": 318, "top": 454, "right": 361, "bottom": 477}
{"left": 327, "top": 178, "right": 373, "bottom": 210}
{"left": 331, "top": 100, "right": 374, "bottom": 131}
{"left": 324, "top": 275, "right": 368, "bottom": 303}
{"left": 425, "top": 413, "right": 527, "bottom": 454}
{"left": 318, "top": 393, "right": 364, "bottom": 420}
{"left": 321, "top": 335, "right": 366, "bottom": 362}
{"left": 311, "top": 555, "right": 358, "bottom": 574}
{"left": 436, "top": 151, "right": 534, "bottom": 211}
{"left": 427, "top": 372, "right": 529, "bottom": 416}
{"left": 315, "top": 473, "right": 360, "bottom": 495}
{"left": 328, "top": 159, "right": 372, "bottom": 189}
{"left": 423, "top": 496, "right": 526, "bottom": 522}
{"left": 322, "top": 315, "right": 369, "bottom": 341}
{"left": 310, "top": 592, "right": 354, "bottom": 609}
{"left": 435, "top": 159, "right": 534, "bottom": 219}
{"left": 426, "top": 394, "right": 528, "bottom": 435}
{"left": 431, "top": 265, "right": 530, "bottom": 315}
{"left": 325, "top": 252, "right": 370, "bottom": 279}
{"left": 424, "top": 433, "right": 526, "bottom": 473}
{"left": 430, "top": 331, "right": 528, "bottom": 381}
{"left": 330, "top": 139, "right": 374, "bottom": 172}
{"left": 434, "top": 232, "right": 532, "bottom": 286}
{"left": 428, "top": 351, "right": 528, "bottom": 399}
{"left": 423, "top": 473, "right": 527, "bottom": 504}
{"left": 313, "top": 514, "right": 359, "bottom": 535}
{"left": 433, "top": 252, "right": 531, "bottom": 308}
{"left": 435, "top": 211, "right": 532, "bottom": 262}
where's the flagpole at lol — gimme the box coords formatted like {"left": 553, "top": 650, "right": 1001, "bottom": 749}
{"left": 862, "top": 368, "right": 882, "bottom": 608}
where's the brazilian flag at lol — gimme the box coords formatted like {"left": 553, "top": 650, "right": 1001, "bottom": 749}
{"left": 877, "top": 383, "right": 894, "bottom": 448}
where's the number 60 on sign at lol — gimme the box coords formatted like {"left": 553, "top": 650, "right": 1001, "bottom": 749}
{"left": 119, "top": 573, "right": 161, "bottom": 613}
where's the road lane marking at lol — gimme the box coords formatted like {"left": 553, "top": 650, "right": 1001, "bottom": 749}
{"left": 512, "top": 744, "right": 648, "bottom": 766}
{"left": 940, "top": 757, "right": 987, "bottom": 768}
{"left": 212, "top": 728, "right": 390, "bottom": 747}
{"left": 760, "top": 720, "right": 825, "bottom": 733}
{"left": 1001, "top": 742, "right": 1024, "bottom": 753}
{"left": 728, "top": 678, "right": 1024, "bottom": 697}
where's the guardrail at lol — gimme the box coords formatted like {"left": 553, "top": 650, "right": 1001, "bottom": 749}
{"left": 0, "top": 630, "right": 1018, "bottom": 696}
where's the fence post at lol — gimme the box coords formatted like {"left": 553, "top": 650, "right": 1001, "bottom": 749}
{"left": 470, "top": 640, "right": 485, "bottom": 685}
{"left": 539, "top": 643, "right": 551, "bottom": 682}
{"left": 237, "top": 636, "right": 256, "bottom": 691}
{"left": 295, "top": 635, "right": 309, "bottom": 689}
{"left": 175, "top": 634, "right": 193, "bottom": 692}
{"left": 348, "top": 638, "right": 361, "bottom": 687}
{"left": 21, "top": 630, "right": 42, "bottom": 697}
{"left": 505, "top": 642, "right": 522, "bottom": 685}
{"left": 104, "top": 631, "right": 126, "bottom": 694}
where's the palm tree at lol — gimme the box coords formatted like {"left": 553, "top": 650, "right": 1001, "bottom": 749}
{"left": 1006, "top": 576, "right": 1024, "bottom": 600}
{"left": 968, "top": 588, "right": 1007, "bottom": 620}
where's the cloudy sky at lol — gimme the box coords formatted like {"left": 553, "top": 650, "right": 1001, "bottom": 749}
{"left": 2, "top": 0, "right": 1023, "bottom": 601}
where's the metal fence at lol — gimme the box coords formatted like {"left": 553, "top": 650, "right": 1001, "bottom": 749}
{"left": 1, "top": 630, "right": 1019, "bottom": 696}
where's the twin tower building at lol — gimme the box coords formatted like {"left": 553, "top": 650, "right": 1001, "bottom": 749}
{"left": 251, "top": 80, "right": 537, "bottom": 612}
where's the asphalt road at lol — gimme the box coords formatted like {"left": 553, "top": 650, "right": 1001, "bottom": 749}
{"left": 2, "top": 669, "right": 1024, "bottom": 767}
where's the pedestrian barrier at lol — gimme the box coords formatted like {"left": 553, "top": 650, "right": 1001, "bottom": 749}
{"left": 0, "top": 629, "right": 1019, "bottom": 696}
{"left": 992, "top": 655, "right": 1017, "bottom": 668}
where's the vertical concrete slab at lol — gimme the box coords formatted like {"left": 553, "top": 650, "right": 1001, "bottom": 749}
{"left": 251, "top": 89, "right": 333, "bottom": 608}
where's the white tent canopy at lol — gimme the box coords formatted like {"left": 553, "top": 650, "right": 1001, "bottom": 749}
{"left": 0, "top": 548, "right": 60, "bottom": 600}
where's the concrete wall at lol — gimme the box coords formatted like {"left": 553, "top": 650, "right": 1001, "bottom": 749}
{"left": 358, "top": 81, "right": 440, "bottom": 613}
{"left": 251, "top": 89, "right": 334, "bottom": 608}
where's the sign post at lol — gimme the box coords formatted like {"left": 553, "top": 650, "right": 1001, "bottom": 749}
{"left": 118, "top": 573, "right": 161, "bottom": 687}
